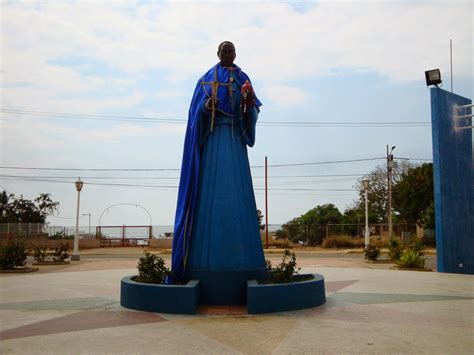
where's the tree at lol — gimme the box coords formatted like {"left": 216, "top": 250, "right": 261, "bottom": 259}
{"left": 392, "top": 163, "right": 434, "bottom": 226}
{"left": 257, "top": 209, "right": 264, "bottom": 230}
{"left": 0, "top": 191, "right": 59, "bottom": 223}
{"left": 300, "top": 204, "right": 342, "bottom": 225}
{"left": 276, "top": 204, "right": 343, "bottom": 246}
{"left": 351, "top": 161, "right": 413, "bottom": 223}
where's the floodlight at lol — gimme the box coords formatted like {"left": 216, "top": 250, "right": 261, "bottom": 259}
{"left": 425, "top": 69, "right": 442, "bottom": 87}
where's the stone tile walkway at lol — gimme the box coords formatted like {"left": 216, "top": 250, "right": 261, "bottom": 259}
{"left": 0, "top": 252, "right": 472, "bottom": 354}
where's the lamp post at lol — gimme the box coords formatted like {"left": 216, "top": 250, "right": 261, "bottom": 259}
{"left": 362, "top": 179, "right": 370, "bottom": 249}
{"left": 82, "top": 213, "right": 91, "bottom": 236}
{"left": 387, "top": 145, "right": 396, "bottom": 239}
{"left": 72, "top": 178, "right": 84, "bottom": 261}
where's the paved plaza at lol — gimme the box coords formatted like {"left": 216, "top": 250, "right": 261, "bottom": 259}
{"left": 1, "top": 249, "right": 473, "bottom": 354}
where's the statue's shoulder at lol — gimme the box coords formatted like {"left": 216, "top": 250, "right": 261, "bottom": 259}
{"left": 199, "top": 64, "right": 219, "bottom": 82}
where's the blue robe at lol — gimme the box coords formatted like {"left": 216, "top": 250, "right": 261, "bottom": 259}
{"left": 172, "top": 64, "right": 265, "bottom": 297}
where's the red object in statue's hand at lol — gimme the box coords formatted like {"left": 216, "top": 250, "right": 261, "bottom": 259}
{"left": 241, "top": 80, "right": 255, "bottom": 115}
{"left": 241, "top": 80, "right": 253, "bottom": 95}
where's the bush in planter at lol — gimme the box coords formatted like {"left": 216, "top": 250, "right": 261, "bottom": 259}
{"left": 388, "top": 237, "right": 403, "bottom": 261}
{"left": 407, "top": 238, "right": 425, "bottom": 256}
{"left": 33, "top": 246, "right": 48, "bottom": 262}
{"left": 266, "top": 249, "right": 307, "bottom": 284}
{"left": 0, "top": 238, "right": 27, "bottom": 270}
{"left": 364, "top": 245, "right": 381, "bottom": 261}
{"left": 135, "top": 252, "right": 172, "bottom": 284}
{"left": 52, "top": 243, "right": 70, "bottom": 262}
{"left": 397, "top": 248, "right": 426, "bottom": 268}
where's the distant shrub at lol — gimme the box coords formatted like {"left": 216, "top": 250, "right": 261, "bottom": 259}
{"left": 364, "top": 245, "right": 381, "bottom": 261}
{"left": 52, "top": 243, "right": 70, "bottom": 262}
{"left": 135, "top": 252, "right": 172, "bottom": 284}
{"left": 407, "top": 238, "right": 425, "bottom": 256}
{"left": 266, "top": 239, "right": 294, "bottom": 249}
{"left": 322, "top": 236, "right": 365, "bottom": 248}
{"left": 33, "top": 246, "right": 48, "bottom": 262}
{"left": 0, "top": 238, "right": 27, "bottom": 269}
{"left": 49, "top": 231, "right": 64, "bottom": 240}
{"left": 397, "top": 249, "right": 426, "bottom": 268}
{"left": 388, "top": 237, "right": 403, "bottom": 261}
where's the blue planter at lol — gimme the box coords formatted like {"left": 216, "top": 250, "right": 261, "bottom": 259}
{"left": 120, "top": 276, "right": 200, "bottom": 314}
{"left": 247, "top": 274, "right": 326, "bottom": 314}
{"left": 186, "top": 268, "right": 267, "bottom": 305}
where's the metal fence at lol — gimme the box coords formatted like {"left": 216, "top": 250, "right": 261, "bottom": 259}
{"left": 0, "top": 223, "right": 174, "bottom": 240}
{"left": 269, "top": 223, "right": 420, "bottom": 246}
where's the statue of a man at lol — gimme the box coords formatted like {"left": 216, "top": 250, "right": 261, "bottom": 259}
{"left": 171, "top": 42, "right": 266, "bottom": 304}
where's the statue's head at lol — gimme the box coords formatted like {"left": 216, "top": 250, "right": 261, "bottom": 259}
{"left": 217, "top": 41, "right": 236, "bottom": 67}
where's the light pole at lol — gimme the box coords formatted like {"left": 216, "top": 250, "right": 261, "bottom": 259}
{"left": 387, "top": 145, "right": 396, "bottom": 239}
{"left": 362, "top": 179, "right": 370, "bottom": 249}
{"left": 72, "top": 178, "right": 84, "bottom": 261}
{"left": 82, "top": 213, "right": 91, "bottom": 236}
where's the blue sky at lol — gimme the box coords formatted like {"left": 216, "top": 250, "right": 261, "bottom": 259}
{"left": 0, "top": 0, "right": 472, "bottom": 227}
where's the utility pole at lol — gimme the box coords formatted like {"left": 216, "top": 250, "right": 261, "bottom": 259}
{"left": 362, "top": 180, "right": 369, "bottom": 249}
{"left": 387, "top": 145, "right": 395, "bottom": 239}
{"left": 265, "top": 156, "right": 269, "bottom": 249}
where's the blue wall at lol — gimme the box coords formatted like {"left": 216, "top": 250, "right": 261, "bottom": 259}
{"left": 430, "top": 88, "right": 472, "bottom": 274}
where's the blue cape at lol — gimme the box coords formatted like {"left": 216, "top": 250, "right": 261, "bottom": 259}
{"left": 171, "top": 63, "right": 262, "bottom": 282}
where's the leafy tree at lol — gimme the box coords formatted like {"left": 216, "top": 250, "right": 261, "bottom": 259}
{"left": 351, "top": 161, "right": 413, "bottom": 223}
{"left": 278, "top": 217, "right": 304, "bottom": 242}
{"left": 342, "top": 203, "right": 382, "bottom": 236}
{"left": 300, "top": 204, "right": 342, "bottom": 226}
{"left": 257, "top": 209, "right": 264, "bottom": 230}
{"left": 392, "top": 163, "right": 434, "bottom": 226}
{"left": 276, "top": 204, "right": 343, "bottom": 246}
{"left": 0, "top": 191, "right": 59, "bottom": 223}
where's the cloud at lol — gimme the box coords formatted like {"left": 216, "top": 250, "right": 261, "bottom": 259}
{"left": 263, "top": 85, "right": 309, "bottom": 107}
{"left": 2, "top": 1, "right": 471, "bottom": 90}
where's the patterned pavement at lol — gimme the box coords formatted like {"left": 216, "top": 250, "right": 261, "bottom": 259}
{"left": 0, "top": 255, "right": 472, "bottom": 354}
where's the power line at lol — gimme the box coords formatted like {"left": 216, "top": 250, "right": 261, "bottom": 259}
{"left": 0, "top": 108, "right": 431, "bottom": 127}
{"left": 251, "top": 157, "right": 385, "bottom": 168}
{"left": 0, "top": 173, "right": 365, "bottom": 179}
{"left": 0, "top": 157, "right": 385, "bottom": 171}
{"left": 0, "top": 174, "right": 356, "bottom": 186}
{"left": 0, "top": 176, "right": 356, "bottom": 192}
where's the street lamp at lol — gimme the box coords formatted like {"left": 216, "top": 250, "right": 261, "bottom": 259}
{"left": 362, "top": 179, "right": 370, "bottom": 249}
{"left": 387, "top": 145, "right": 396, "bottom": 239}
{"left": 72, "top": 178, "right": 84, "bottom": 261}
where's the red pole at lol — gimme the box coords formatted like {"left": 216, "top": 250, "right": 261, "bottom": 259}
{"left": 265, "top": 156, "right": 269, "bottom": 248}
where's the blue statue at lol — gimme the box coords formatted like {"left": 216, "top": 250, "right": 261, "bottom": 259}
{"left": 172, "top": 41, "right": 266, "bottom": 304}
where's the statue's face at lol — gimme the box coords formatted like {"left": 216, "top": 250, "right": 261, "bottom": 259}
{"left": 218, "top": 43, "right": 236, "bottom": 67}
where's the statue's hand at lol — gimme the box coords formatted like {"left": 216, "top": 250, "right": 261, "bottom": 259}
{"left": 205, "top": 98, "right": 219, "bottom": 111}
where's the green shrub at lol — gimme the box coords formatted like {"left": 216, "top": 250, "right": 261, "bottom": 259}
{"left": 266, "top": 249, "right": 301, "bottom": 284}
{"left": 0, "top": 238, "right": 28, "bottom": 269}
{"left": 49, "top": 231, "right": 64, "bottom": 240}
{"left": 135, "top": 252, "right": 172, "bottom": 284}
{"left": 52, "top": 243, "right": 70, "bottom": 262}
{"left": 388, "top": 237, "right": 403, "bottom": 261}
{"left": 364, "top": 245, "right": 381, "bottom": 261}
{"left": 397, "top": 249, "right": 426, "bottom": 268}
{"left": 33, "top": 246, "right": 48, "bottom": 262}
